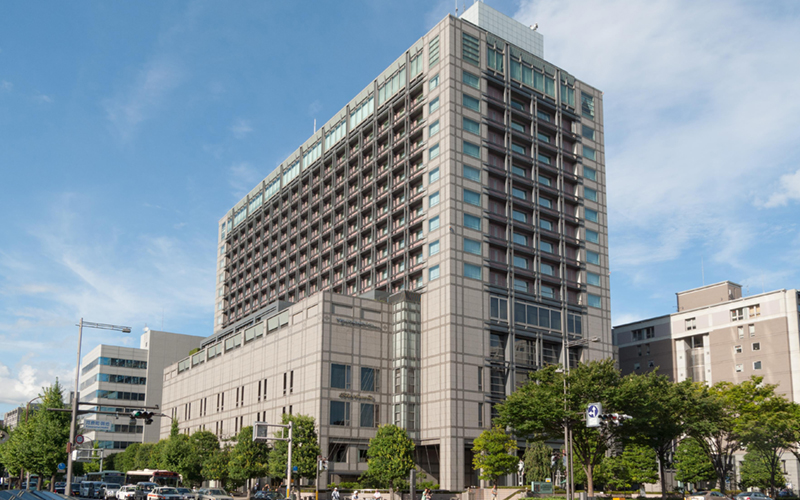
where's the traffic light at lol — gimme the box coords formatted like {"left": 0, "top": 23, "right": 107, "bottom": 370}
{"left": 320, "top": 458, "right": 329, "bottom": 471}
{"left": 131, "top": 410, "right": 155, "bottom": 425}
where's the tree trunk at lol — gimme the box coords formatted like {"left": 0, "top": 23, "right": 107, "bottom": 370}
{"left": 51, "top": 474, "right": 56, "bottom": 492}
{"left": 586, "top": 463, "right": 594, "bottom": 498}
{"left": 658, "top": 451, "right": 667, "bottom": 499}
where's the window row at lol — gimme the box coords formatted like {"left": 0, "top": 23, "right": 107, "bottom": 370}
{"left": 331, "top": 364, "right": 380, "bottom": 392}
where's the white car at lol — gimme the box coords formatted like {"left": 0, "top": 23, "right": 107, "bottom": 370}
{"left": 196, "top": 488, "right": 234, "bottom": 500}
{"left": 102, "top": 483, "right": 120, "bottom": 499}
{"left": 118, "top": 485, "right": 138, "bottom": 500}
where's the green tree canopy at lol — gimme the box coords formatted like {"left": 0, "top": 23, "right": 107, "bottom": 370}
{"left": 497, "top": 359, "right": 624, "bottom": 496}
{"left": 472, "top": 426, "right": 519, "bottom": 486}
{"left": 674, "top": 438, "right": 716, "bottom": 487}
{"left": 228, "top": 426, "right": 270, "bottom": 499}
{"left": 523, "top": 441, "right": 553, "bottom": 483}
{"left": 267, "top": 414, "right": 320, "bottom": 482}
{"left": 740, "top": 451, "right": 785, "bottom": 492}
{"left": 202, "top": 447, "right": 231, "bottom": 489}
{"left": 363, "top": 424, "right": 416, "bottom": 492}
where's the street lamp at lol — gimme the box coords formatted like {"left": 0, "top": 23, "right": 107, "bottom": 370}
{"left": 561, "top": 336, "right": 599, "bottom": 500}
{"left": 65, "top": 319, "right": 131, "bottom": 497}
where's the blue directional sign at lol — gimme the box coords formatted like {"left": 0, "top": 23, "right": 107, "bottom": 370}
{"left": 586, "top": 402, "right": 602, "bottom": 428}
{"left": 58, "top": 463, "right": 66, "bottom": 471}
{"left": 293, "top": 466, "right": 298, "bottom": 472}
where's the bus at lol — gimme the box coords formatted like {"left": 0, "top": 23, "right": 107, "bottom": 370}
{"left": 86, "top": 471, "right": 125, "bottom": 486}
{"left": 123, "top": 470, "right": 180, "bottom": 487}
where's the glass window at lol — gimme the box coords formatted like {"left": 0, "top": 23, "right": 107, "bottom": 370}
{"left": 511, "top": 143, "right": 526, "bottom": 155}
{"left": 429, "top": 240, "right": 440, "bottom": 256}
{"left": 487, "top": 47, "right": 503, "bottom": 72}
{"left": 429, "top": 216, "right": 440, "bottom": 231}
{"left": 513, "top": 256, "right": 528, "bottom": 269}
{"left": 360, "top": 403, "right": 375, "bottom": 427}
{"left": 429, "top": 98, "right": 440, "bottom": 113}
{"left": 463, "top": 94, "right": 480, "bottom": 112}
{"left": 464, "top": 263, "right": 482, "bottom": 280}
{"left": 583, "top": 146, "right": 596, "bottom": 161}
{"left": 584, "top": 167, "right": 597, "bottom": 181}
{"left": 463, "top": 165, "right": 480, "bottom": 181}
{"left": 540, "top": 219, "right": 553, "bottom": 231}
{"left": 587, "top": 250, "right": 600, "bottom": 265}
{"left": 464, "top": 213, "right": 481, "bottom": 230}
{"left": 587, "top": 272, "right": 601, "bottom": 286}
{"left": 585, "top": 187, "right": 597, "bottom": 202}
{"left": 464, "top": 141, "right": 481, "bottom": 158}
{"left": 513, "top": 232, "right": 527, "bottom": 245}
{"left": 512, "top": 210, "right": 527, "bottom": 223}
{"left": 541, "top": 285, "right": 554, "bottom": 298}
{"left": 511, "top": 99, "right": 526, "bottom": 111}
{"left": 429, "top": 265, "right": 440, "bottom": 280}
{"left": 514, "top": 279, "right": 528, "bottom": 292}
{"left": 585, "top": 208, "right": 599, "bottom": 223}
{"left": 429, "top": 191, "right": 440, "bottom": 207}
{"left": 429, "top": 120, "right": 440, "bottom": 136}
{"left": 330, "top": 401, "right": 350, "bottom": 426}
{"left": 511, "top": 121, "right": 525, "bottom": 133}
{"left": 512, "top": 165, "right": 527, "bottom": 177}
{"left": 538, "top": 174, "right": 552, "bottom": 187}
{"left": 581, "top": 93, "right": 595, "bottom": 118}
{"left": 540, "top": 241, "right": 554, "bottom": 253}
{"left": 464, "top": 238, "right": 481, "bottom": 255}
{"left": 429, "top": 74, "right": 440, "bottom": 91}
{"left": 490, "top": 296, "right": 508, "bottom": 320}
{"left": 429, "top": 143, "right": 440, "bottom": 160}
{"left": 463, "top": 117, "right": 480, "bottom": 134}
{"left": 586, "top": 229, "right": 599, "bottom": 243}
{"left": 536, "top": 132, "right": 550, "bottom": 144}
{"left": 512, "top": 187, "right": 527, "bottom": 200}
{"left": 537, "top": 153, "right": 551, "bottom": 165}
{"left": 462, "top": 32, "right": 480, "bottom": 66}
{"left": 754, "top": 361, "right": 762, "bottom": 370}
{"left": 588, "top": 294, "right": 602, "bottom": 308}
{"left": 463, "top": 71, "right": 480, "bottom": 89}
{"left": 464, "top": 189, "right": 481, "bottom": 206}
{"left": 429, "top": 35, "right": 440, "bottom": 67}
{"left": 361, "top": 367, "right": 378, "bottom": 392}
{"left": 536, "top": 110, "right": 551, "bottom": 122}
{"left": 331, "top": 364, "right": 351, "bottom": 389}
{"left": 582, "top": 124, "right": 595, "bottom": 140}
{"left": 539, "top": 197, "right": 553, "bottom": 209}
{"left": 540, "top": 263, "right": 554, "bottom": 275}
{"left": 429, "top": 168, "right": 440, "bottom": 183}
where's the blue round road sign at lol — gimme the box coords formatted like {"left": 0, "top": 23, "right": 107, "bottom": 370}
{"left": 293, "top": 466, "right": 298, "bottom": 472}
{"left": 587, "top": 405, "right": 600, "bottom": 418}
{"left": 58, "top": 463, "right": 66, "bottom": 470}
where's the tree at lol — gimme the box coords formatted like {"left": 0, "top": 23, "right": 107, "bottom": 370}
{"left": 362, "top": 424, "right": 416, "bottom": 493}
{"left": 674, "top": 438, "right": 716, "bottom": 487}
{"left": 472, "top": 426, "right": 518, "bottom": 486}
{"left": 188, "top": 431, "right": 221, "bottom": 487}
{"left": 618, "top": 372, "right": 693, "bottom": 498}
{"left": 523, "top": 441, "right": 553, "bottom": 483}
{"left": 740, "top": 451, "right": 785, "bottom": 492}
{"left": 497, "top": 360, "right": 624, "bottom": 496}
{"left": 202, "top": 447, "right": 231, "bottom": 490}
{"left": 115, "top": 443, "right": 140, "bottom": 473}
{"left": 135, "top": 443, "right": 155, "bottom": 470}
{"left": 620, "top": 444, "right": 658, "bottom": 488}
{"left": 228, "top": 426, "right": 270, "bottom": 499}
{"left": 161, "top": 432, "right": 196, "bottom": 486}
{"left": 268, "top": 414, "right": 320, "bottom": 483}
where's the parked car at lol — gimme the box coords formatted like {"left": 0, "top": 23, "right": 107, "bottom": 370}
{"left": 118, "top": 485, "right": 138, "bottom": 500}
{"left": 102, "top": 483, "right": 121, "bottom": 499}
{"left": 134, "top": 482, "right": 160, "bottom": 500}
{"left": 175, "top": 488, "right": 196, "bottom": 500}
{"left": 72, "top": 483, "right": 82, "bottom": 496}
{"left": 147, "top": 487, "right": 183, "bottom": 500}
{"left": 737, "top": 492, "right": 773, "bottom": 500}
{"left": 690, "top": 492, "right": 733, "bottom": 500}
{"left": 54, "top": 482, "right": 66, "bottom": 494}
{"left": 196, "top": 488, "right": 234, "bottom": 500}
{"left": 82, "top": 481, "right": 102, "bottom": 498}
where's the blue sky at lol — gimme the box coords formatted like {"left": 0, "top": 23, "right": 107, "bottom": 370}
{"left": 1, "top": 0, "right": 799, "bottom": 415}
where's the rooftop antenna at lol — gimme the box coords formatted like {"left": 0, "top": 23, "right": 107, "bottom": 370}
{"left": 701, "top": 257, "right": 705, "bottom": 286}
{"left": 455, "top": 0, "right": 458, "bottom": 16}
{"left": 313, "top": 119, "right": 317, "bottom": 133}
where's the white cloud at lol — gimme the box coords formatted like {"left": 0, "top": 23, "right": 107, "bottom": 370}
{"left": 760, "top": 168, "right": 800, "bottom": 208}
{"left": 34, "top": 93, "right": 53, "bottom": 103}
{"left": 229, "top": 118, "right": 253, "bottom": 139}
{"left": 514, "top": 0, "right": 800, "bottom": 278}
{"left": 102, "top": 59, "right": 185, "bottom": 141}
{"left": 0, "top": 80, "right": 12, "bottom": 91}
{"left": 228, "top": 162, "right": 262, "bottom": 198}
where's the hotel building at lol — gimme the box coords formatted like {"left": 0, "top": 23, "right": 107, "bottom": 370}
{"left": 163, "top": 3, "right": 612, "bottom": 489}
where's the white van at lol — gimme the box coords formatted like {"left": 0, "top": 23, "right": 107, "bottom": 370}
{"left": 81, "top": 481, "right": 102, "bottom": 498}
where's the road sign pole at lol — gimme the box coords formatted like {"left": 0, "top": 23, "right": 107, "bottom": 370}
{"left": 286, "top": 421, "right": 293, "bottom": 500}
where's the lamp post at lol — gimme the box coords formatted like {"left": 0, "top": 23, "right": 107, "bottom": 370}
{"left": 561, "top": 336, "right": 599, "bottom": 500}
{"left": 65, "top": 319, "right": 131, "bottom": 497}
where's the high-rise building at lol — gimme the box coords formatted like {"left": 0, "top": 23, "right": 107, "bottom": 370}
{"left": 165, "top": 3, "right": 611, "bottom": 489}
{"left": 613, "top": 281, "right": 800, "bottom": 489}
{"left": 79, "top": 328, "right": 202, "bottom": 450}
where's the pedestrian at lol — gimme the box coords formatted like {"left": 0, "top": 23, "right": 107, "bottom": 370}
{"left": 424, "top": 488, "right": 432, "bottom": 500}
{"left": 492, "top": 485, "right": 497, "bottom": 500}
{"left": 373, "top": 490, "right": 381, "bottom": 500}
{"left": 333, "top": 488, "right": 340, "bottom": 500}
{"left": 353, "top": 491, "right": 359, "bottom": 500}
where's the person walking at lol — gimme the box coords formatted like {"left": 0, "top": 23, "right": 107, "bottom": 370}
{"left": 373, "top": 490, "right": 381, "bottom": 500}
{"left": 333, "top": 488, "right": 340, "bottom": 500}
{"left": 353, "top": 491, "right": 359, "bottom": 500}
{"left": 491, "top": 485, "right": 497, "bottom": 500}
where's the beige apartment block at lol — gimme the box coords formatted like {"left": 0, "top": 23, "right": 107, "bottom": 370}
{"left": 164, "top": 3, "right": 613, "bottom": 491}
{"left": 614, "top": 281, "right": 800, "bottom": 490}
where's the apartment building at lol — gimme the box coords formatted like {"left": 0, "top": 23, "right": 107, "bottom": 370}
{"left": 614, "top": 281, "right": 800, "bottom": 489}
{"left": 165, "top": 3, "right": 612, "bottom": 490}
{"left": 78, "top": 328, "right": 203, "bottom": 450}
